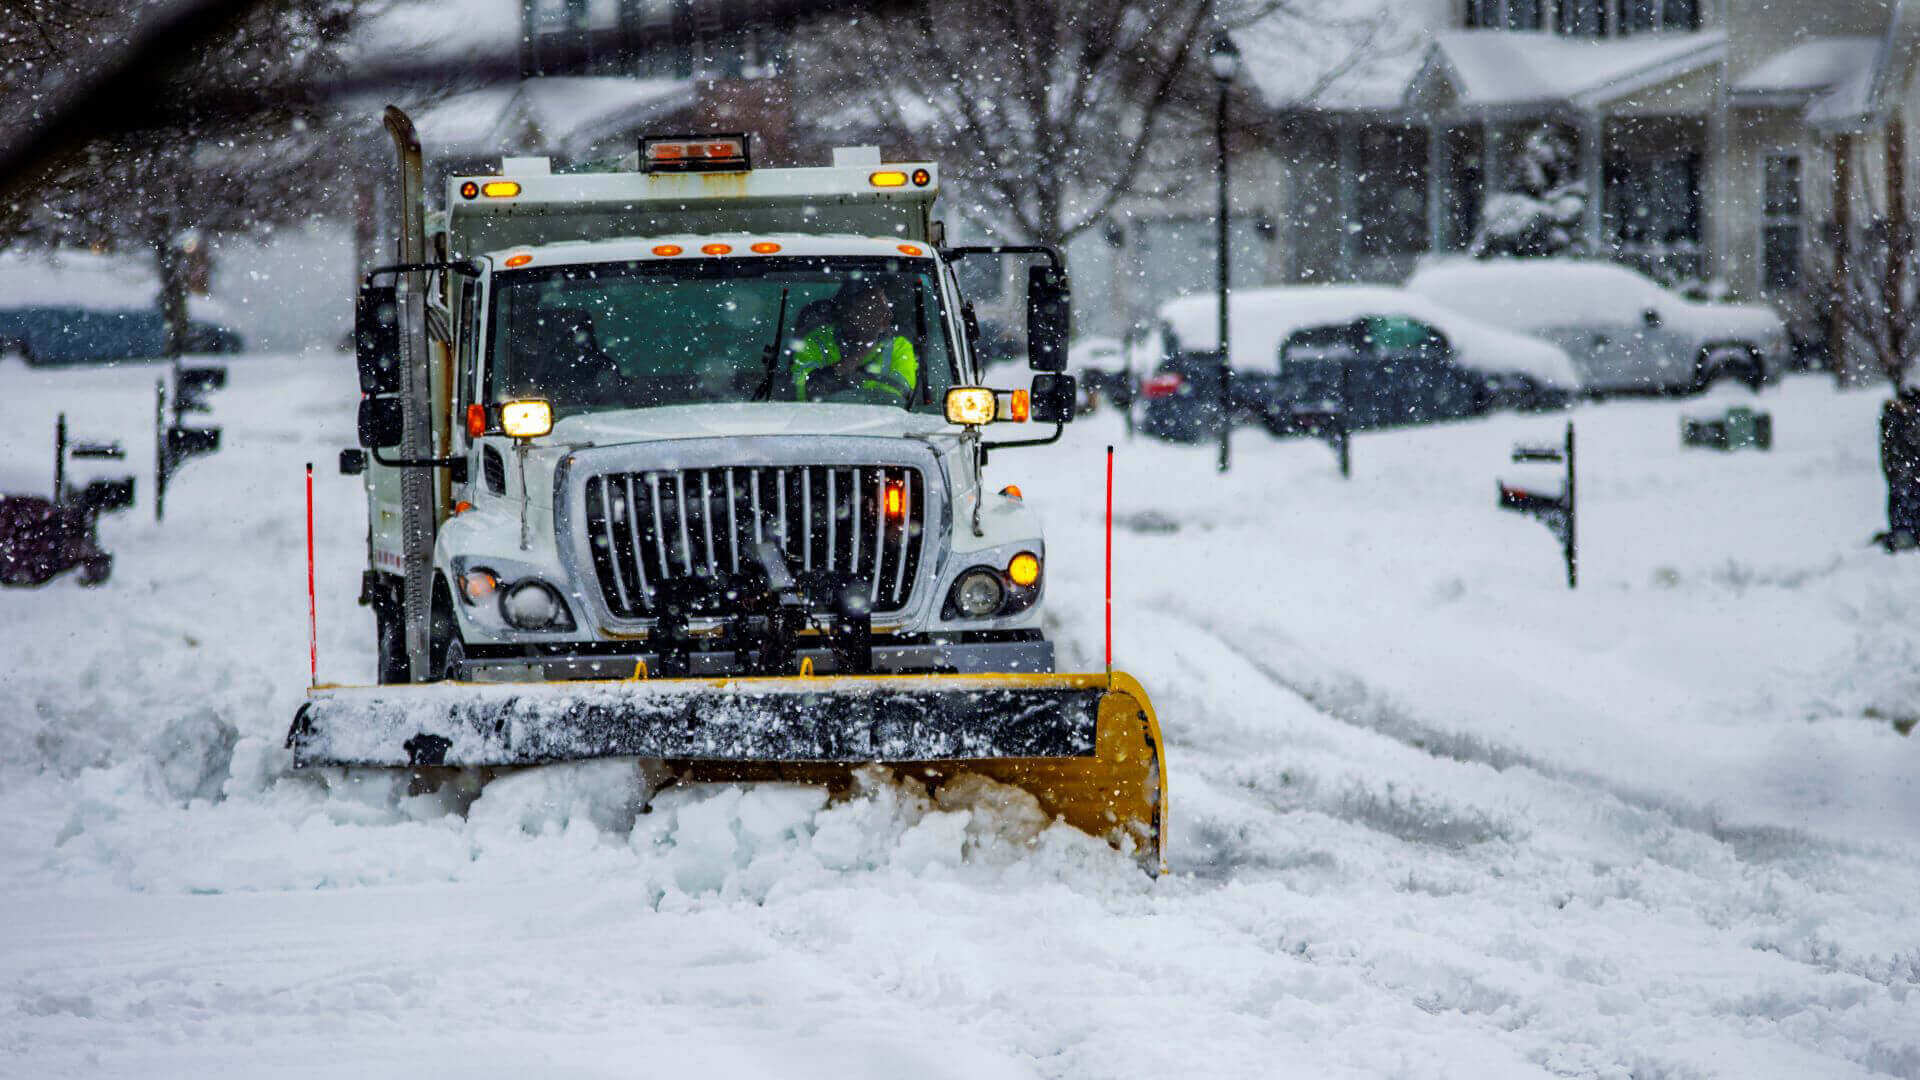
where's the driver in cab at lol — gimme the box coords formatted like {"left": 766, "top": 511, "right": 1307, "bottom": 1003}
{"left": 790, "top": 279, "right": 917, "bottom": 404}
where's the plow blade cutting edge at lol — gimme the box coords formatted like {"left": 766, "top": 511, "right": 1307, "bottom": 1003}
{"left": 289, "top": 672, "right": 1167, "bottom": 872}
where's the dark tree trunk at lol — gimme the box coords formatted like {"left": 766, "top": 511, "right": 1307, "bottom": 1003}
{"left": 153, "top": 223, "right": 191, "bottom": 358}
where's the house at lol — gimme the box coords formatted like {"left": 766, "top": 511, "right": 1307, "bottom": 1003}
{"left": 1077, "top": 0, "right": 1918, "bottom": 364}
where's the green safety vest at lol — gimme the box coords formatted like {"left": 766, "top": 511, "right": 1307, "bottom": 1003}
{"left": 791, "top": 326, "right": 917, "bottom": 403}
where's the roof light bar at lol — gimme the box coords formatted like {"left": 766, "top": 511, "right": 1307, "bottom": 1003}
{"left": 641, "top": 134, "right": 751, "bottom": 174}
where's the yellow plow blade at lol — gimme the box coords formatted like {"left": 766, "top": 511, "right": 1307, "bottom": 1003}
{"left": 289, "top": 671, "right": 1167, "bottom": 873}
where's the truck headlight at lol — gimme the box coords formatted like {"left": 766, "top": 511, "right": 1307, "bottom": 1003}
{"left": 951, "top": 568, "right": 1005, "bottom": 618}
{"left": 501, "top": 580, "right": 573, "bottom": 630}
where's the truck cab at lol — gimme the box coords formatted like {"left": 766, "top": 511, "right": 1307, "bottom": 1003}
{"left": 352, "top": 137, "right": 1076, "bottom": 685}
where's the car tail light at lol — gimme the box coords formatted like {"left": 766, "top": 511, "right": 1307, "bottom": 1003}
{"left": 1143, "top": 372, "right": 1185, "bottom": 400}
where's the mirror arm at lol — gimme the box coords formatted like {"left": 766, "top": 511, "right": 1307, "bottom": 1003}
{"left": 363, "top": 258, "right": 484, "bottom": 287}
{"left": 372, "top": 445, "right": 466, "bottom": 470}
{"left": 938, "top": 245, "right": 1063, "bottom": 271}
{"left": 981, "top": 423, "right": 1066, "bottom": 451}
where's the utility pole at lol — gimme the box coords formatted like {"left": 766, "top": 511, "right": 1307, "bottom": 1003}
{"left": 1210, "top": 32, "right": 1240, "bottom": 474}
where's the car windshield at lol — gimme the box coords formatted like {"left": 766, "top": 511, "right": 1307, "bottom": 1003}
{"left": 487, "top": 256, "right": 957, "bottom": 416}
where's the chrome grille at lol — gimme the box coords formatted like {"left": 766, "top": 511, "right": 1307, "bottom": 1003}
{"left": 583, "top": 465, "right": 927, "bottom": 619}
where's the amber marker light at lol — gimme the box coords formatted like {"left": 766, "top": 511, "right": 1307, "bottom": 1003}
{"left": 944, "top": 387, "right": 996, "bottom": 426}
{"left": 897, "top": 244, "right": 924, "bottom": 256}
{"left": 1007, "top": 552, "right": 1041, "bottom": 588}
{"left": 750, "top": 241, "right": 782, "bottom": 254}
{"left": 884, "top": 479, "right": 907, "bottom": 520}
{"left": 503, "top": 253, "right": 534, "bottom": 268}
{"left": 482, "top": 180, "right": 521, "bottom": 198}
{"left": 869, "top": 170, "right": 908, "bottom": 187}
{"left": 458, "top": 568, "right": 498, "bottom": 602}
{"left": 1008, "top": 388, "right": 1031, "bottom": 422}
{"left": 500, "top": 400, "right": 553, "bottom": 438}
{"left": 651, "top": 244, "right": 684, "bottom": 257}
{"left": 701, "top": 243, "right": 733, "bottom": 255}
{"left": 466, "top": 403, "right": 487, "bottom": 438}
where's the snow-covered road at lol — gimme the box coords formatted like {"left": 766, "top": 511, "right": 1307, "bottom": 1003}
{"left": 2, "top": 354, "right": 1916, "bottom": 1078}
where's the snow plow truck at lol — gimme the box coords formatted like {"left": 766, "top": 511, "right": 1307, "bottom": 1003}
{"left": 289, "top": 110, "right": 1167, "bottom": 871}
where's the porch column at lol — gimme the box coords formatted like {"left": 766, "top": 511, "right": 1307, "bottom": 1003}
{"left": 1581, "top": 113, "right": 1604, "bottom": 255}
{"left": 1427, "top": 117, "right": 1447, "bottom": 254}
{"left": 1336, "top": 117, "right": 1356, "bottom": 279}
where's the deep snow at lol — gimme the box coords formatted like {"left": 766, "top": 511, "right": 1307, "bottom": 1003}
{"left": 2, "top": 352, "right": 1917, "bottom": 1078}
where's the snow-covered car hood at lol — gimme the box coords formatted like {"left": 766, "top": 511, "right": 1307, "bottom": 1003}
{"left": 548, "top": 403, "right": 956, "bottom": 446}
{"left": 1664, "top": 299, "right": 1786, "bottom": 342}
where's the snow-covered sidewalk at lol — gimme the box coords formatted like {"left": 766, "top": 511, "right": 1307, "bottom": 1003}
{"left": 2, "top": 355, "right": 1915, "bottom": 1078}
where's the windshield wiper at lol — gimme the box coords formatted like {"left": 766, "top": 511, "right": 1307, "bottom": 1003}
{"left": 751, "top": 286, "right": 791, "bottom": 402}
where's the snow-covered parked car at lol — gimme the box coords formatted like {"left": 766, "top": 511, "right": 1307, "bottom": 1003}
{"left": 1138, "top": 285, "right": 1579, "bottom": 443}
{"left": 1068, "top": 336, "right": 1131, "bottom": 412}
{"left": 1404, "top": 257, "right": 1789, "bottom": 395}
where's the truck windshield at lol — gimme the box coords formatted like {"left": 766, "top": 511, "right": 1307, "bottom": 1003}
{"left": 487, "top": 256, "right": 957, "bottom": 416}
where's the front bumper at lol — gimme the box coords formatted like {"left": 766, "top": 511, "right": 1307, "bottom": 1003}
{"left": 453, "top": 637, "right": 1054, "bottom": 683}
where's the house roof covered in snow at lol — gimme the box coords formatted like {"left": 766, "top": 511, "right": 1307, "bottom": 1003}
{"left": 1731, "top": 37, "right": 1883, "bottom": 99}
{"left": 415, "top": 77, "right": 695, "bottom": 164}
{"left": 1806, "top": 0, "right": 1917, "bottom": 132}
{"left": 1411, "top": 29, "right": 1727, "bottom": 110}
{"left": 1230, "top": 0, "right": 1438, "bottom": 110}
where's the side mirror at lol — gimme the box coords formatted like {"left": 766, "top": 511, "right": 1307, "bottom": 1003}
{"left": 1030, "top": 373, "right": 1077, "bottom": 424}
{"left": 1642, "top": 307, "right": 1663, "bottom": 329}
{"left": 339, "top": 449, "right": 367, "bottom": 476}
{"left": 1026, "top": 266, "right": 1069, "bottom": 372}
{"left": 355, "top": 284, "right": 402, "bottom": 395}
{"left": 357, "top": 396, "right": 404, "bottom": 449}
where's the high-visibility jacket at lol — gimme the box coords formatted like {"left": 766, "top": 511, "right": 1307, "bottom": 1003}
{"left": 791, "top": 325, "right": 917, "bottom": 403}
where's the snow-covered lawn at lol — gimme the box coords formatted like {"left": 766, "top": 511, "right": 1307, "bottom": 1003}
{"left": 2, "top": 354, "right": 1916, "bottom": 1078}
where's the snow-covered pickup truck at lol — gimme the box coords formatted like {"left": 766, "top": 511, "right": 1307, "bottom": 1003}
{"left": 1405, "top": 257, "right": 1790, "bottom": 395}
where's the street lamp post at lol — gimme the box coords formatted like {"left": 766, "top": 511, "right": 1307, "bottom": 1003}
{"left": 1210, "top": 32, "right": 1239, "bottom": 474}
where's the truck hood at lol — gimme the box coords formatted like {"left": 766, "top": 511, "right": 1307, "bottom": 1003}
{"left": 549, "top": 403, "right": 956, "bottom": 446}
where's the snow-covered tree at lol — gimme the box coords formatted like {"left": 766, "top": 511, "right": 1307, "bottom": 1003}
{"left": 1470, "top": 124, "right": 1587, "bottom": 260}
{"left": 0, "top": 0, "right": 375, "bottom": 355}
{"left": 789, "top": 0, "right": 1387, "bottom": 253}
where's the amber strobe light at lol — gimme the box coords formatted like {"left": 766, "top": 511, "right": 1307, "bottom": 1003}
{"left": 945, "top": 387, "right": 996, "bottom": 426}
{"left": 884, "top": 479, "right": 907, "bottom": 520}
{"left": 500, "top": 400, "right": 553, "bottom": 438}
{"left": 481, "top": 180, "right": 521, "bottom": 198}
{"left": 869, "top": 170, "right": 909, "bottom": 187}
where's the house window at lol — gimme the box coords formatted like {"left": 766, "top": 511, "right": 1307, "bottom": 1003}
{"left": 1354, "top": 128, "right": 1430, "bottom": 255}
{"left": 1763, "top": 155, "right": 1803, "bottom": 290}
{"left": 1621, "top": 0, "right": 1658, "bottom": 34}
{"left": 1555, "top": 0, "right": 1604, "bottom": 36}
{"left": 1466, "top": 0, "right": 1542, "bottom": 29}
{"left": 1605, "top": 152, "right": 1704, "bottom": 279}
{"left": 1555, "top": 0, "right": 1696, "bottom": 35}
{"left": 1662, "top": 0, "right": 1700, "bottom": 29}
